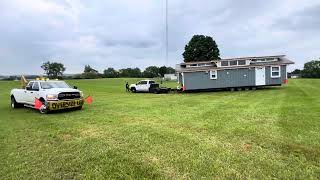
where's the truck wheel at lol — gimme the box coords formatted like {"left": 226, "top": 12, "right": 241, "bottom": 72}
{"left": 39, "top": 99, "right": 48, "bottom": 114}
{"left": 11, "top": 96, "right": 22, "bottom": 109}
{"left": 39, "top": 105, "right": 48, "bottom": 114}
{"left": 75, "top": 106, "right": 83, "bottom": 110}
{"left": 131, "top": 87, "right": 136, "bottom": 93}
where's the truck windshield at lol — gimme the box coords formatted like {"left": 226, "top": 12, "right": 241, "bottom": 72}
{"left": 40, "top": 81, "right": 70, "bottom": 89}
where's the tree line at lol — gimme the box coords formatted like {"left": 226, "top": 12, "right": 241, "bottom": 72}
{"left": 40, "top": 61, "right": 175, "bottom": 79}
{"left": 290, "top": 59, "right": 320, "bottom": 78}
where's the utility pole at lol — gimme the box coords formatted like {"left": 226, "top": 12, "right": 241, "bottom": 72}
{"left": 165, "top": 0, "right": 168, "bottom": 66}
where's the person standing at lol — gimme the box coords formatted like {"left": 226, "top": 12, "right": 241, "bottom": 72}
{"left": 126, "top": 82, "right": 130, "bottom": 92}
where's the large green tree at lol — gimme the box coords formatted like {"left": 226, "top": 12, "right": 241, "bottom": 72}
{"left": 84, "top": 65, "right": 98, "bottom": 73}
{"left": 103, "top": 68, "right": 119, "bottom": 78}
{"left": 291, "top": 69, "right": 301, "bottom": 74}
{"left": 301, "top": 60, "right": 320, "bottom": 78}
{"left": 82, "top": 65, "right": 100, "bottom": 79}
{"left": 41, "top": 61, "right": 66, "bottom": 79}
{"left": 159, "top": 66, "right": 176, "bottom": 77}
{"left": 119, "top": 68, "right": 141, "bottom": 77}
{"left": 183, "top": 35, "right": 220, "bottom": 62}
{"left": 143, "top": 66, "right": 159, "bottom": 78}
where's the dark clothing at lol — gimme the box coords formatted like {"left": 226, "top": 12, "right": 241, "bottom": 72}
{"left": 126, "top": 83, "right": 130, "bottom": 92}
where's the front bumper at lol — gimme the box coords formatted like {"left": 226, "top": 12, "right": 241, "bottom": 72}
{"left": 47, "top": 98, "right": 84, "bottom": 111}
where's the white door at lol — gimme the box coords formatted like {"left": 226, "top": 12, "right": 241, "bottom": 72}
{"left": 136, "top": 81, "right": 148, "bottom": 91}
{"left": 23, "top": 82, "right": 40, "bottom": 104}
{"left": 255, "top": 67, "right": 266, "bottom": 86}
{"left": 29, "top": 82, "right": 40, "bottom": 104}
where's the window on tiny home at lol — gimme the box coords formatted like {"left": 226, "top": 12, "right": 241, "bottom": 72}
{"left": 271, "top": 66, "right": 281, "bottom": 78}
{"left": 221, "top": 61, "right": 229, "bottom": 66}
{"left": 238, "top": 60, "right": 246, "bottom": 65}
{"left": 230, "top": 60, "right": 237, "bottom": 66}
{"left": 188, "top": 64, "right": 198, "bottom": 67}
{"left": 210, "top": 70, "right": 217, "bottom": 79}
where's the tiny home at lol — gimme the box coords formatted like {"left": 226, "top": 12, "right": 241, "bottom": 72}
{"left": 176, "top": 55, "right": 294, "bottom": 91}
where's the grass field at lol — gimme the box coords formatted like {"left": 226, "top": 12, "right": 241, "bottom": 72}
{"left": 0, "top": 78, "right": 319, "bottom": 179}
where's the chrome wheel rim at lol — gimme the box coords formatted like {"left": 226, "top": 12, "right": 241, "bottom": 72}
{"left": 11, "top": 99, "right": 15, "bottom": 108}
{"left": 39, "top": 105, "right": 47, "bottom": 114}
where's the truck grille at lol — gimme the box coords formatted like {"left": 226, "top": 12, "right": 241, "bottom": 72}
{"left": 58, "top": 92, "right": 81, "bottom": 100}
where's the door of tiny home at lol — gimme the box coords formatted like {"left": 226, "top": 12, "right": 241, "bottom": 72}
{"left": 255, "top": 67, "right": 266, "bottom": 86}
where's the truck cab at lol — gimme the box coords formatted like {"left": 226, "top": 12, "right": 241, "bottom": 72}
{"left": 129, "top": 80, "right": 155, "bottom": 92}
{"left": 10, "top": 80, "right": 84, "bottom": 113}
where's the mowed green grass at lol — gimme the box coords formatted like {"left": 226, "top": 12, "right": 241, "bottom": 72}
{"left": 0, "top": 78, "right": 320, "bottom": 179}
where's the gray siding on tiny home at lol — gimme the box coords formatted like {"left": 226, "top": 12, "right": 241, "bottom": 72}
{"left": 180, "top": 65, "right": 287, "bottom": 90}
{"left": 265, "top": 65, "right": 287, "bottom": 85}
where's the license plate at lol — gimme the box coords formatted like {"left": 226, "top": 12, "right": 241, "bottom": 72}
{"left": 48, "top": 99, "right": 84, "bottom": 110}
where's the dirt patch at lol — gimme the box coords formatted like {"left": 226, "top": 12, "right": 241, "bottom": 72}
{"left": 241, "top": 143, "right": 252, "bottom": 151}
{"left": 58, "top": 133, "right": 72, "bottom": 141}
{"left": 145, "top": 155, "right": 160, "bottom": 164}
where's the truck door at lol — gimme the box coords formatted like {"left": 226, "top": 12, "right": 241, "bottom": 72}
{"left": 30, "top": 82, "right": 40, "bottom": 105}
{"left": 25, "top": 82, "right": 40, "bottom": 104}
{"left": 24, "top": 82, "right": 34, "bottom": 104}
{"left": 136, "top": 81, "right": 148, "bottom": 91}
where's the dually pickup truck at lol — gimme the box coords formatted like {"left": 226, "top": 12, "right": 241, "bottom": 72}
{"left": 129, "top": 80, "right": 171, "bottom": 94}
{"left": 10, "top": 80, "right": 84, "bottom": 113}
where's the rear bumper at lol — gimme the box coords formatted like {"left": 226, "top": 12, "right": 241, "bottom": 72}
{"left": 47, "top": 98, "right": 84, "bottom": 111}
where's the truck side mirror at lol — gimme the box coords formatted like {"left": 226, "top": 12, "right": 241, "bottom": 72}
{"left": 73, "top": 86, "right": 78, "bottom": 89}
{"left": 26, "top": 86, "right": 32, "bottom": 91}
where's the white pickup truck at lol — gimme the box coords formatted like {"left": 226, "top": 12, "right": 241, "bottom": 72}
{"left": 129, "top": 80, "right": 156, "bottom": 92}
{"left": 10, "top": 80, "right": 84, "bottom": 113}
{"left": 129, "top": 80, "right": 170, "bottom": 93}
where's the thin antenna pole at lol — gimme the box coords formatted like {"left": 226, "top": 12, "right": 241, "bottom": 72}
{"left": 165, "top": 0, "right": 168, "bottom": 66}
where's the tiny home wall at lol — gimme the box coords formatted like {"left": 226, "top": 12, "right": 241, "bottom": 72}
{"left": 183, "top": 68, "right": 255, "bottom": 90}
{"left": 265, "top": 65, "right": 287, "bottom": 85}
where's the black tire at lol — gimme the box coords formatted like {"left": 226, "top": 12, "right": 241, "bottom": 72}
{"left": 39, "top": 99, "right": 48, "bottom": 114}
{"left": 75, "top": 106, "right": 83, "bottom": 110}
{"left": 11, "top": 96, "right": 22, "bottom": 109}
{"left": 131, "top": 87, "right": 136, "bottom": 93}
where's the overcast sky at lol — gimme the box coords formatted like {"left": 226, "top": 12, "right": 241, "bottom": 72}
{"left": 0, "top": 0, "right": 319, "bottom": 75}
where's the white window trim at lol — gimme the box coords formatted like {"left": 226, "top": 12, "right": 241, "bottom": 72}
{"left": 181, "top": 72, "right": 185, "bottom": 85}
{"left": 271, "top": 66, "right": 281, "bottom": 78}
{"left": 210, "top": 70, "right": 217, "bottom": 80}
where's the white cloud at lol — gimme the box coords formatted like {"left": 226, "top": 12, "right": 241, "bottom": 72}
{"left": 0, "top": 0, "right": 319, "bottom": 74}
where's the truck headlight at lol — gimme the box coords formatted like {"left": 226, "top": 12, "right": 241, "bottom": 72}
{"left": 46, "top": 94, "right": 58, "bottom": 100}
{"left": 80, "top": 92, "right": 84, "bottom": 97}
